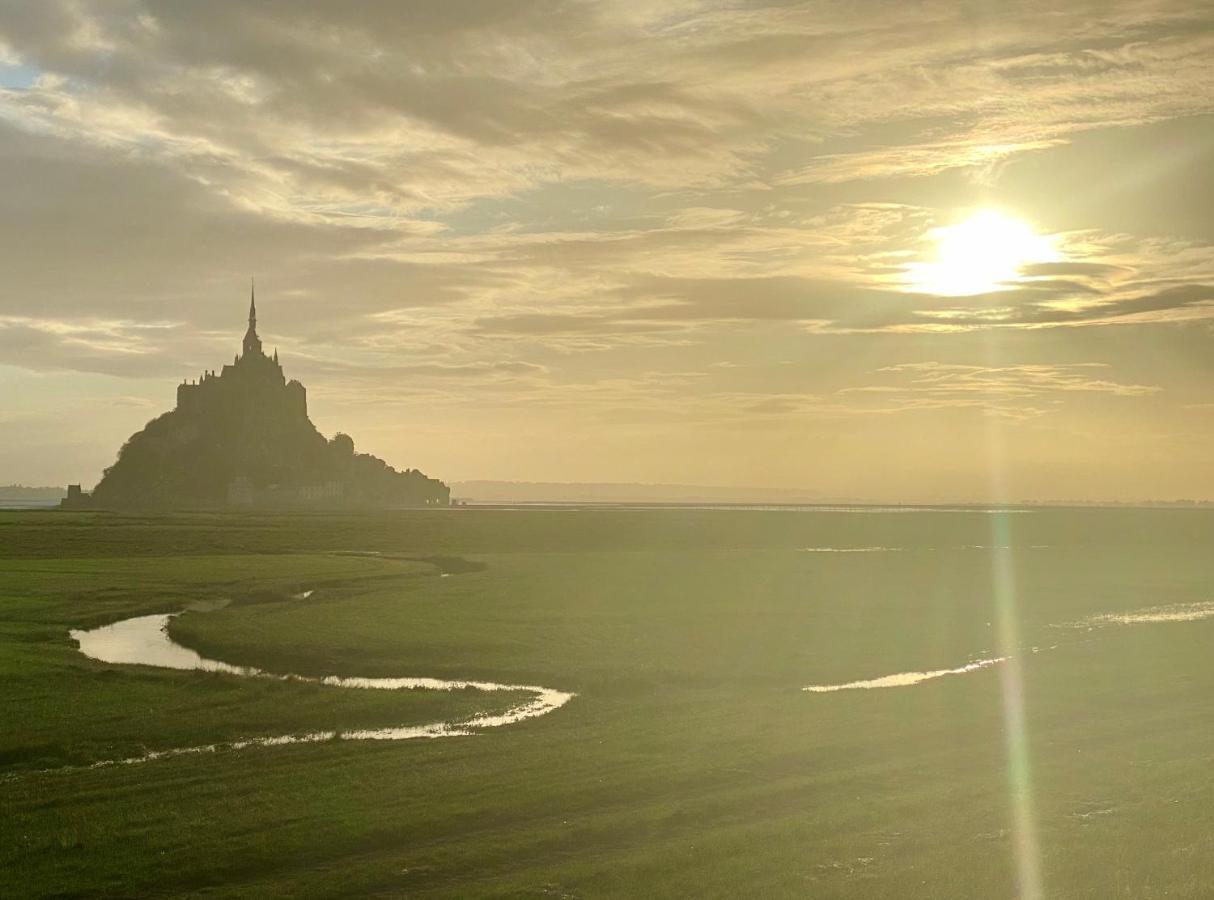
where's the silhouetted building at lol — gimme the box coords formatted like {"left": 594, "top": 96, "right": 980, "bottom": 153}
{"left": 174, "top": 290, "right": 308, "bottom": 426}
{"left": 83, "top": 285, "right": 450, "bottom": 509}
{"left": 59, "top": 483, "right": 91, "bottom": 509}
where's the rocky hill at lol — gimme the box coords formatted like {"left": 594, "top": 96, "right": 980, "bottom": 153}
{"left": 77, "top": 294, "right": 448, "bottom": 509}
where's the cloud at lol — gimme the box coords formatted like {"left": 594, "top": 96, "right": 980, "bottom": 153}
{"left": 471, "top": 264, "right": 1214, "bottom": 339}
{"left": 3, "top": 1, "right": 1212, "bottom": 226}
{"left": 1, "top": 1, "right": 1213, "bottom": 495}
{"left": 835, "top": 361, "right": 1161, "bottom": 421}
{"left": 867, "top": 361, "right": 1159, "bottom": 398}
{"left": 0, "top": 315, "right": 187, "bottom": 378}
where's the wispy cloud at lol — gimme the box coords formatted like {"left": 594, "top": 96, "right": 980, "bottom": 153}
{"left": 0, "top": 2, "right": 1211, "bottom": 495}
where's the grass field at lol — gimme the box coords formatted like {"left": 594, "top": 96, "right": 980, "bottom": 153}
{"left": 4, "top": 507, "right": 1214, "bottom": 897}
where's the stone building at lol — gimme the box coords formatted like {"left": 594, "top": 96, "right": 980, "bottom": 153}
{"left": 81, "top": 286, "right": 450, "bottom": 509}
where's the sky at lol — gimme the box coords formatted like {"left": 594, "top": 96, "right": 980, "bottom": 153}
{"left": 0, "top": 1, "right": 1212, "bottom": 502}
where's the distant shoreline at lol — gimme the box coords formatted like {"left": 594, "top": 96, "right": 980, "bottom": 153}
{"left": 4, "top": 500, "right": 1213, "bottom": 514}
{"left": 0, "top": 499, "right": 62, "bottom": 510}
{"left": 2, "top": 482, "right": 1211, "bottom": 512}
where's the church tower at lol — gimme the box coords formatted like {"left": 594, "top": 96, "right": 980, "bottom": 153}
{"left": 242, "top": 279, "right": 263, "bottom": 358}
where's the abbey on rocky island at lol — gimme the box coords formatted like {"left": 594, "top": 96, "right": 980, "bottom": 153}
{"left": 67, "top": 287, "right": 449, "bottom": 509}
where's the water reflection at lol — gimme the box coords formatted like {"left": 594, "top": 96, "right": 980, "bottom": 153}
{"left": 804, "top": 657, "right": 1005, "bottom": 692}
{"left": 801, "top": 547, "right": 903, "bottom": 553}
{"left": 1080, "top": 601, "right": 1214, "bottom": 627}
{"left": 69, "top": 609, "right": 573, "bottom": 768}
{"left": 73, "top": 614, "right": 250, "bottom": 675}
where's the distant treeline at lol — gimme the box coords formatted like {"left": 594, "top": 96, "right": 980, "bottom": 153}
{"left": 0, "top": 485, "right": 66, "bottom": 500}
{"left": 1031, "top": 499, "right": 1214, "bottom": 508}
{"left": 451, "top": 481, "right": 827, "bottom": 504}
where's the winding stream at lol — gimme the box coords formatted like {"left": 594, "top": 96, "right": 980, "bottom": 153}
{"left": 61, "top": 577, "right": 1214, "bottom": 771}
{"left": 802, "top": 600, "right": 1214, "bottom": 694}
{"left": 803, "top": 657, "right": 1005, "bottom": 692}
{"left": 70, "top": 609, "right": 574, "bottom": 768}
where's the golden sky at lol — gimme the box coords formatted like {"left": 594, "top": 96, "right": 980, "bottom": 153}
{"left": 1, "top": 2, "right": 1212, "bottom": 501}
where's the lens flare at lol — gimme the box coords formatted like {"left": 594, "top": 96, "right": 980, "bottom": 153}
{"left": 984, "top": 388, "right": 1044, "bottom": 899}
{"left": 990, "top": 516, "right": 1043, "bottom": 900}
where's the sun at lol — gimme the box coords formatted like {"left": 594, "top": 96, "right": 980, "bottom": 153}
{"left": 905, "top": 210, "right": 1059, "bottom": 296}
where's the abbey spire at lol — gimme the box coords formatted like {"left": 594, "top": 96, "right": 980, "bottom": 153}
{"left": 242, "top": 278, "right": 263, "bottom": 358}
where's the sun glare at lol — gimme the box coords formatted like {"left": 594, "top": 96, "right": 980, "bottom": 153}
{"left": 906, "top": 210, "right": 1059, "bottom": 296}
